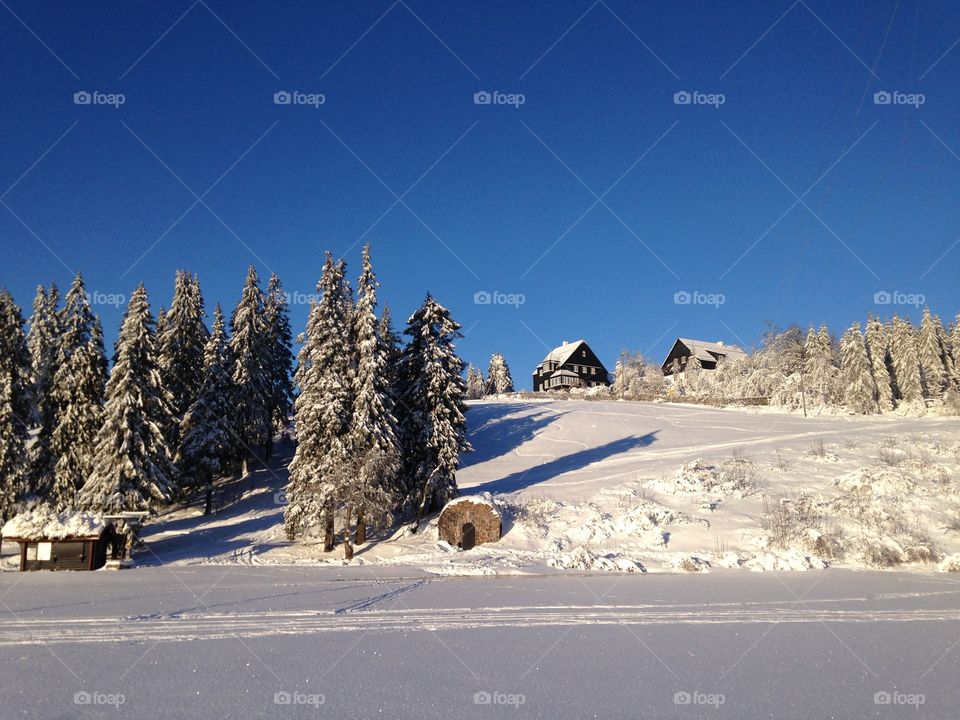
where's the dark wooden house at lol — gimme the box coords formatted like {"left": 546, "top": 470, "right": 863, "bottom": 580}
{"left": 532, "top": 339, "right": 611, "bottom": 391}
{"left": 661, "top": 338, "right": 747, "bottom": 376}
{"left": 2, "top": 510, "right": 115, "bottom": 572}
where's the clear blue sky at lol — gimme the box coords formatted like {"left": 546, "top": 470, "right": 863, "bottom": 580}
{"left": 2, "top": 1, "right": 958, "bottom": 388}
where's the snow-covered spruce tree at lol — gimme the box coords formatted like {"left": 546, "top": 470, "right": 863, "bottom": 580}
{"left": 284, "top": 255, "right": 355, "bottom": 549}
{"left": 157, "top": 271, "right": 208, "bottom": 443}
{"left": 949, "top": 314, "right": 960, "bottom": 386}
{"left": 345, "top": 244, "right": 400, "bottom": 552}
{"left": 397, "top": 295, "right": 472, "bottom": 527}
{"left": 486, "top": 353, "right": 514, "bottom": 395}
{"left": 864, "top": 315, "right": 894, "bottom": 412}
{"left": 80, "top": 285, "right": 175, "bottom": 514}
{"left": 684, "top": 356, "right": 705, "bottom": 397}
{"left": 840, "top": 322, "right": 878, "bottom": 414}
{"left": 378, "top": 303, "right": 402, "bottom": 401}
{"left": 29, "top": 275, "right": 94, "bottom": 496}
{"left": 263, "top": 273, "right": 294, "bottom": 450}
{"left": 26, "top": 284, "right": 61, "bottom": 427}
{"left": 934, "top": 314, "right": 956, "bottom": 388}
{"left": 48, "top": 318, "right": 107, "bottom": 510}
{"left": 178, "top": 305, "right": 236, "bottom": 515}
{"left": 889, "top": 315, "right": 923, "bottom": 407}
{"left": 0, "top": 290, "right": 33, "bottom": 520}
{"left": 803, "top": 325, "right": 837, "bottom": 406}
{"left": 466, "top": 365, "right": 485, "bottom": 399}
{"left": 229, "top": 266, "right": 273, "bottom": 476}
{"left": 917, "top": 307, "right": 948, "bottom": 399}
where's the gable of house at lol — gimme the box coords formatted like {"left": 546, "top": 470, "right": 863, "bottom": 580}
{"left": 661, "top": 338, "right": 746, "bottom": 374}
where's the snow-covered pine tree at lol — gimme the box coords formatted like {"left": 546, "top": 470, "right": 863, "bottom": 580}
{"left": 889, "top": 315, "right": 923, "bottom": 407}
{"left": 486, "top": 353, "right": 514, "bottom": 395}
{"left": 398, "top": 295, "right": 472, "bottom": 526}
{"left": 950, "top": 314, "right": 960, "bottom": 387}
{"left": 48, "top": 317, "right": 107, "bottom": 510}
{"left": 917, "top": 307, "right": 948, "bottom": 399}
{"left": 26, "top": 284, "right": 61, "bottom": 427}
{"left": 30, "top": 275, "right": 94, "bottom": 496}
{"left": 865, "top": 315, "right": 894, "bottom": 412}
{"left": 178, "top": 304, "right": 236, "bottom": 515}
{"left": 263, "top": 273, "right": 294, "bottom": 448}
{"left": 466, "top": 365, "right": 485, "bottom": 399}
{"left": 840, "top": 322, "right": 878, "bottom": 414}
{"left": 345, "top": 244, "right": 400, "bottom": 551}
{"left": 157, "top": 271, "right": 209, "bottom": 443}
{"left": 229, "top": 266, "right": 273, "bottom": 475}
{"left": 804, "top": 325, "right": 837, "bottom": 406}
{"left": 934, "top": 314, "right": 956, "bottom": 388}
{"left": 683, "top": 356, "right": 704, "bottom": 396}
{"left": 378, "top": 303, "right": 403, "bottom": 406}
{"left": 0, "top": 290, "right": 33, "bottom": 519}
{"left": 284, "top": 255, "right": 355, "bottom": 548}
{"left": 80, "top": 285, "right": 175, "bottom": 514}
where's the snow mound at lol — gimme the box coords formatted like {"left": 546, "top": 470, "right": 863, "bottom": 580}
{"left": 938, "top": 554, "right": 960, "bottom": 573}
{"left": 674, "top": 555, "right": 710, "bottom": 573}
{"left": 548, "top": 546, "right": 645, "bottom": 573}
{"left": 743, "top": 550, "right": 828, "bottom": 572}
{"left": 647, "top": 457, "right": 760, "bottom": 498}
{"left": 2, "top": 508, "right": 106, "bottom": 540}
{"left": 835, "top": 467, "right": 920, "bottom": 498}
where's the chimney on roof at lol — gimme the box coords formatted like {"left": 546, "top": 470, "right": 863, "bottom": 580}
{"left": 562, "top": 340, "right": 568, "bottom": 345}
{"left": 716, "top": 340, "right": 724, "bottom": 346}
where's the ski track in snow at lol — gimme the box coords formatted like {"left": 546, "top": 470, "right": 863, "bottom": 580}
{"left": 2, "top": 603, "right": 958, "bottom": 646}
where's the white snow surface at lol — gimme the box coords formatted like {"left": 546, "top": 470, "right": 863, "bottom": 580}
{"left": 1, "top": 507, "right": 106, "bottom": 540}
{"left": 0, "top": 567, "right": 958, "bottom": 719}
{"left": 47, "top": 397, "right": 956, "bottom": 577}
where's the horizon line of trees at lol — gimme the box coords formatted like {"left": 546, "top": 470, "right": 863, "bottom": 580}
{"left": 0, "top": 245, "right": 472, "bottom": 555}
{"left": 611, "top": 308, "right": 960, "bottom": 415}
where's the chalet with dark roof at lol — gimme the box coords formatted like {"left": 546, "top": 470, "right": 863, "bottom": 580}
{"left": 533, "top": 340, "right": 611, "bottom": 391}
{"left": 661, "top": 338, "right": 747, "bottom": 375}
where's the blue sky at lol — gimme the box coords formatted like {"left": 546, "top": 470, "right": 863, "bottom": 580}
{"left": 2, "top": 0, "right": 959, "bottom": 388}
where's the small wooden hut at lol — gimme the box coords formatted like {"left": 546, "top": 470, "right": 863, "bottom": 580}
{"left": 438, "top": 496, "right": 501, "bottom": 550}
{"left": 2, "top": 509, "right": 114, "bottom": 571}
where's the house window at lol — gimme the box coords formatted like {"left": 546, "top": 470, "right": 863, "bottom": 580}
{"left": 590, "top": 367, "right": 596, "bottom": 374}
{"left": 581, "top": 350, "right": 586, "bottom": 357}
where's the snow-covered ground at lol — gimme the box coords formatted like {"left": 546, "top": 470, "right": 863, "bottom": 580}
{"left": 4, "top": 399, "right": 960, "bottom": 718}
{"left": 0, "top": 567, "right": 958, "bottom": 719}
{"left": 57, "top": 398, "right": 959, "bottom": 576}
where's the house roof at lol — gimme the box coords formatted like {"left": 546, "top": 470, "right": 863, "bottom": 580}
{"left": 671, "top": 338, "right": 747, "bottom": 364}
{"left": 1, "top": 508, "right": 108, "bottom": 541}
{"left": 539, "top": 339, "right": 587, "bottom": 367}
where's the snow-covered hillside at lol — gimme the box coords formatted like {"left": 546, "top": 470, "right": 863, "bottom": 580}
{"left": 66, "top": 398, "right": 958, "bottom": 576}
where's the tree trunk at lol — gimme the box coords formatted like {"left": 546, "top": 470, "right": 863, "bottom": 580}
{"left": 203, "top": 484, "right": 212, "bottom": 516}
{"left": 323, "top": 507, "right": 335, "bottom": 552}
{"left": 343, "top": 506, "right": 354, "bottom": 560}
{"left": 355, "top": 512, "right": 366, "bottom": 545}
{"left": 411, "top": 468, "right": 439, "bottom": 533}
